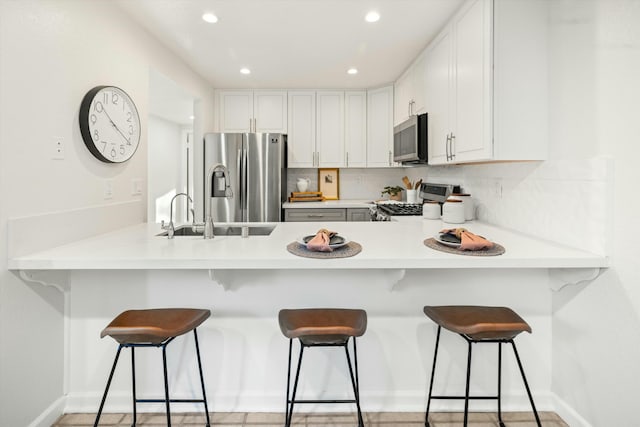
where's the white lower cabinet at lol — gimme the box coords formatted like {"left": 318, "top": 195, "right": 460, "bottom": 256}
{"left": 425, "top": 0, "right": 548, "bottom": 165}
{"left": 284, "top": 208, "right": 371, "bottom": 222}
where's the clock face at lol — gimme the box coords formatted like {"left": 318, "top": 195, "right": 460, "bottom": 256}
{"left": 79, "top": 86, "right": 141, "bottom": 163}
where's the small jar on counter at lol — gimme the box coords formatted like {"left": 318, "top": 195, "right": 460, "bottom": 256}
{"left": 442, "top": 199, "right": 465, "bottom": 224}
{"left": 448, "top": 193, "right": 474, "bottom": 221}
{"left": 422, "top": 201, "right": 441, "bottom": 219}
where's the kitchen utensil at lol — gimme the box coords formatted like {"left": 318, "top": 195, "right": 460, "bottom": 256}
{"left": 414, "top": 179, "right": 422, "bottom": 190}
{"left": 402, "top": 176, "right": 412, "bottom": 189}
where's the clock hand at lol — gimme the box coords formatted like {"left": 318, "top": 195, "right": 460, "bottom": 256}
{"left": 102, "top": 108, "right": 131, "bottom": 144}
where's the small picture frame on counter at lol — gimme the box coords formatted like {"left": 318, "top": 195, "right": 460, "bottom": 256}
{"left": 318, "top": 168, "right": 339, "bottom": 200}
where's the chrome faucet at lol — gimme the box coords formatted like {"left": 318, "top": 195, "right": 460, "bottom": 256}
{"left": 204, "top": 164, "right": 233, "bottom": 239}
{"left": 162, "top": 192, "right": 194, "bottom": 239}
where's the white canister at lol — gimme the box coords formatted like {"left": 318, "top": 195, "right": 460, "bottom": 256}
{"left": 442, "top": 199, "right": 465, "bottom": 224}
{"left": 422, "top": 201, "right": 441, "bottom": 219}
{"left": 406, "top": 189, "right": 418, "bottom": 204}
{"left": 449, "top": 193, "right": 474, "bottom": 221}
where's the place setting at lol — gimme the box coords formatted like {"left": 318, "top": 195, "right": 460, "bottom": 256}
{"left": 424, "top": 227, "right": 505, "bottom": 256}
{"left": 287, "top": 228, "right": 362, "bottom": 259}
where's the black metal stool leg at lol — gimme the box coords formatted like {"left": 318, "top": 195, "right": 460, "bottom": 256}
{"left": 497, "top": 342, "right": 505, "bottom": 427}
{"left": 511, "top": 341, "right": 542, "bottom": 427}
{"left": 425, "top": 326, "right": 441, "bottom": 427}
{"left": 94, "top": 345, "right": 123, "bottom": 427}
{"left": 344, "top": 338, "right": 364, "bottom": 427}
{"left": 463, "top": 340, "right": 473, "bottom": 427}
{"left": 285, "top": 339, "right": 293, "bottom": 426}
{"left": 131, "top": 347, "right": 137, "bottom": 427}
{"left": 162, "top": 343, "right": 172, "bottom": 427}
{"left": 286, "top": 343, "right": 305, "bottom": 427}
{"left": 193, "top": 329, "right": 211, "bottom": 427}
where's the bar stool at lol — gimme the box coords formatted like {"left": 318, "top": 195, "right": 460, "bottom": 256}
{"left": 278, "top": 308, "right": 367, "bottom": 427}
{"left": 94, "top": 308, "right": 211, "bottom": 427}
{"left": 423, "top": 306, "right": 541, "bottom": 427}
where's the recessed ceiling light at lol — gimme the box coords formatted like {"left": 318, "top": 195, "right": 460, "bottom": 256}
{"left": 202, "top": 13, "right": 218, "bottom": 23}
{"left": 365, "top": 11, "right": 380, "bottom": 23}
{"left": 189, "top": 115, "right": 195, "bottom": 120}
{"left": 240, "top": 68, "right": 251, "bottom": 75}
{"left": 347, "top": 68, "right": 358, "bottom": 75}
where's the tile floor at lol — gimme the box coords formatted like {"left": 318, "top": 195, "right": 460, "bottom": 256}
{"left": 54, "top": 411, "right": 568, "bottom": 426}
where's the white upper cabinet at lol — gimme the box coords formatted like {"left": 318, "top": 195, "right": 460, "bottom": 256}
{"left": 425, "top": 0, "right": 548, "bottom": 165}
{"left": 345, "top": 91, "right": 367, "bottom": 168}
{"left": 367, "top": 86, "right": 396, "bottom": 168}
{"left": 287, "top": 91, "right": 316, "bottom": 168}
{"left": 394, "top": 50, "right": 428, "bottom": 126}
{"left": 217, "top": 90, "right": 287, "bottom": 133}
{"left": 316, "top": 91, "right": 345, "bottom": 167}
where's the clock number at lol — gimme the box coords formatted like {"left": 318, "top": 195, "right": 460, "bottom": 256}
{"left": 94, "top": 101, "right": 104, "bottom": 113}
{"left": 120, "top": 145, "right": 126, "bottom": 155}
{"left": 112, "top": 92, "right": 119, "bottom": 105}
{"left": 93, "top": 129, "right": 99, "bottom": 141}
{"left": 90, "top": 114, "right": 97, "bottom": 124}
{"left": 128, "top": 124, "right": 134, "bottom": 135}
{"left": 126, "top": 111, "right": 132, "bottom": 122}
{"left": 110, "top": 147, "right": 117, "bottom": 159}
{"left": 101, "top": 141, "right": 107, "bottom": 153}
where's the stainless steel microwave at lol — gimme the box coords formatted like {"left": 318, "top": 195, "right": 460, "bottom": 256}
{"left": 393, "top": 113, "right": 428, "bottom": 164}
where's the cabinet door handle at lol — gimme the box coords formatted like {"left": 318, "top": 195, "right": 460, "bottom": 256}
{"left": 451, "top": 134, "right": 456, "bottom": 160}
{"left": 307, "top": 214, "right": 324, "bottom": 218}
{"left": 388, "top": 150, "right": 392, "bottom": 166}
{"left": 446, "top": 133, "right": 450, "bottom": 161}
{"left": 346, "top": 152, "right": 349, "bottom": 167}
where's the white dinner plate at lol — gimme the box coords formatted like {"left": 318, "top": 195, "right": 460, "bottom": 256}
{"left": 434, "top": 233, "right": 461, "bottom": 248}
{"left": 297, "top": 234, "right": 349, "bottom": 249}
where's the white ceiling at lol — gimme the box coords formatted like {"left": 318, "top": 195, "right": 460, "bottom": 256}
{"left": 117, "top": 0, "right": 463, "bottom": 90}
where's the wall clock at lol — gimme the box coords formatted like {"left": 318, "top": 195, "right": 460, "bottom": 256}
{"left": 79, "top": 86, "right": 141, "bottom": 163}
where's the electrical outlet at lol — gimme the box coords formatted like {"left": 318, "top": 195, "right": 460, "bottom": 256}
{"left": 52, "top": 137, "right": 64, "bottom": 160}
{"left": 104, "top": 180, "right": 114, "bottom": 199}
{"left": 493, "top": 180, "right": 503, "bottom": 198}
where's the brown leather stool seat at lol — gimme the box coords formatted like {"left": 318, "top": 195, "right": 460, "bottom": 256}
{"left": 423, "top": 305, "right": 540, "bottom": 427}
{"left": 278, "top": 308, "right": 367, "bottom": 427}
{"left": 101, "top": 308, "right": 210, "bottom": 344}
{"left": 95, "top": 308, "right": 212, "bottom": 427}
{"left": 423, "top": 305, "right": 531, "bottom": 340}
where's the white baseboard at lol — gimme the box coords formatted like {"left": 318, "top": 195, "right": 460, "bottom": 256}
{"left": 64, "top": 389, "right": 557, "bottom": 414}
{"left": 27, "top": 396, "right": 65, "bottom": 427}
{"left": 552, "top": 393, "right": 594, "bottom": 427}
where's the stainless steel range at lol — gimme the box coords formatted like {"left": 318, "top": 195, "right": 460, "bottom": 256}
{"left": 372, "top": 183, "right": 460, "bottom": 221}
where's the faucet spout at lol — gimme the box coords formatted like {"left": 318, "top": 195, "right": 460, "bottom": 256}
{"left": 204, "top": 164, "right": 232, "bottom": 239}
{"left": 167, "top": 192, "right": 193, "bottom": 239}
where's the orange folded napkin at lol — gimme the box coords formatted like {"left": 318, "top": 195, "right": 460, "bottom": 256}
{"left": 306, "top": 228, "right": 337, "bottom": 252}
{"left": 440, "top": 228, "right": 494, "bottom": 251}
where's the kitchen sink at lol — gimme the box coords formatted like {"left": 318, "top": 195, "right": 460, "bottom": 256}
{"left": 156, "top": 225, "right": 276, "bottom": 237}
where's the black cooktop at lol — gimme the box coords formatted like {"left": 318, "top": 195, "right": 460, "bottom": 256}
{"left": 377, "top": 203, "right": 423, "bottom": 216}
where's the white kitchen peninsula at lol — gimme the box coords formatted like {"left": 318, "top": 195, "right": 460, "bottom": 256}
{"left": 8, "top": 219, "right": 607, "bottom": 415}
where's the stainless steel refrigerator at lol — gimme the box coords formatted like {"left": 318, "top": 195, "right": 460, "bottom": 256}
{"left": 203, "top": 133, "right": 287, "bottom": 222}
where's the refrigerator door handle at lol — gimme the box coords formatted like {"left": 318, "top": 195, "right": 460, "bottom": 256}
{"left": 242, "top": 148, "right": 249, "bottom": 221}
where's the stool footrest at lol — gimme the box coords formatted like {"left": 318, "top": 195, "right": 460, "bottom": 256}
{"left": 431, "top": 395, "right": 499, "bottom": 400}
{"left": 290, "top": 399, "right": 357, "bottom": 404}
{"left": 136, "top": 398, "right": 207, "bottom": 403}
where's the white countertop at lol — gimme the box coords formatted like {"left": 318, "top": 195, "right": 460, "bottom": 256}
{"left": 8, "top": 218, "right": 608, "bottom": 271}
{"left": 282, "top": 199, "right": 375, "bottom": 209}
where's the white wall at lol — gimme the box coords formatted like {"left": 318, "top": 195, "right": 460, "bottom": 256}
{"left": 0, "top": 1, "right": 214, "bottom": 425}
